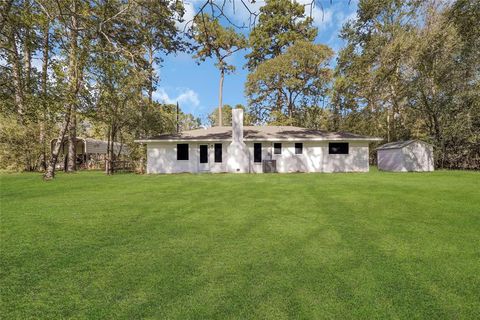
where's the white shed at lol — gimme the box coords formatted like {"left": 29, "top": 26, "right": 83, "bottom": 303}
{"left": 377, "top": 140, "right": 434, "bottom": 172}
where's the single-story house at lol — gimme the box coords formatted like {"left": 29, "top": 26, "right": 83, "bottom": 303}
{"left": 136, "top": 109, "right": 382, "bottom": 174}
{"left": 377, "top": 140, "right": 434, "bottom": 172}
{"left": 51, "top": 137, "right": 129, "bottom": 169}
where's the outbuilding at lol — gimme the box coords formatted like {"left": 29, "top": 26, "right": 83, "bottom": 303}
{"left": 377, "top": 140, "right": 434, "bottom": 172}
{"left": 51, "top": 137, "right": 129, "bottom": 169}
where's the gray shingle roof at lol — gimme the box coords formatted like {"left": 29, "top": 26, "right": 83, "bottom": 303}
{"left": 376, "top": 140, "right": 431, "bottom": 150}
{"left": 136, "top": 126, "right": 382, "bottom": 142}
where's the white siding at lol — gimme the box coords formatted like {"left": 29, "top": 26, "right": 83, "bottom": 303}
{"left": 147, "top": 142, "right": 228, "bottom": 174}
{"left": 378, "top": 149, "right": 406, "bottom": 171}
{"left": 402, "top": 141, "right": 434, "bottom": 171}
{"left": 146, "top": 140, "right": 371, "bottom": 174}
{"left": 377, "top": 141, "right": 434, "bottom": 172}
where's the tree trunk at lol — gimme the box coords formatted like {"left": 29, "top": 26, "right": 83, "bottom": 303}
{"left": 44, "top": 1, "right": 80, "bottom": 180}
{"left": 218, "top": 68, "right": 224, "bottom": 126}
{"left": 23, "top": 0, "right": 32, "bottom": 94}
{"left": 105, "top": 124, "right": 115, "bottom": 175}
{"left": 148, "top": 45, "right": 154, "bottom": 106}
{"left": 39, "top": 21, "right": 50, "bottom": 171}
{"left": 386, "top": 111, "right": 391, "bottom": 143}
{"left": 65, "top": 1, "right": 79, "bottom": 173}
{"left": 8, "top": 29, "right": 25, "bottom": 118}
{"left": 44, "top": 107, "right": 71, "bottom": 180}
{"left": 66, "top": 110, "right": 76, "bottom": 172}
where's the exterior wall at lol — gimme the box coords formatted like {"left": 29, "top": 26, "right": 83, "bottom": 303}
{"left": 378, "top": 141, "right": 434, "bottom": 172}
{"left": 403, "top": 142, "right": 434, "bottom": 171}
{"left": 146, "top": 140, "right": 370, "bottom": 174}
{"left": 321, "top": 141, "right": 370, "bottom": 172}
{"left": 377, "top": 149, "right": 406, "bottom": 171}
{"left": 147, "top": 142, "right": 228, "bottom": 174}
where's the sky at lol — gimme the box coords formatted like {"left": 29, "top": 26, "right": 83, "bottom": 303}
{"left": 155, "top": 0, "right": 359, "bottom": 121}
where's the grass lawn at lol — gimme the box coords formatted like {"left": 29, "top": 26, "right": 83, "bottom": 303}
{"left": 1, "top": 170, "right": 479, "bottom": 319}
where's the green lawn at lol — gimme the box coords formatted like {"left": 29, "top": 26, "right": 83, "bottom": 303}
{"left": 1, "top": 170, "right": 479, "bottom": 319}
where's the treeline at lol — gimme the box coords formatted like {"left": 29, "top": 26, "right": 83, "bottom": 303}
{"left": 242, "top": 0, "right": 479, "bottom": 169}
{"left": 332, "top": 0, "right": 480, "bottom": 169}
{"left": 0, "top": 0, "right": 201, "bottom": 177}
{"left": 1, "top": 0, "right": 478, "bottom": 176}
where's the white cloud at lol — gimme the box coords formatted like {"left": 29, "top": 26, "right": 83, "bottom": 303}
{"left": 154, "top": 87, "right": 200, "bottom": 107}
{"left": 311, "top": 7, "right": 333, "bottom": 28}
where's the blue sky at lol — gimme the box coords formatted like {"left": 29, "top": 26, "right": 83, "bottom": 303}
{"left": 155, "top": 1, "right": 359, "bottom": 121}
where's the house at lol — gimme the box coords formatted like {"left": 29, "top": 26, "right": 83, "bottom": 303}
{"left": 377, "top": 140, "right": 434, "bottom": 172}
{"left": 51, "top": 137, "right": 129, "bottom": 169}
{"left": 136, "top": 109, "right": 382, "bottom": 174}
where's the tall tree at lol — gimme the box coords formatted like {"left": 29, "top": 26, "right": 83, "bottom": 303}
{"left": 245, "top": 0, "right": 317, "bottom": 112}
{"left": 42, "top": 0, "right": 186, "bottom": 179}
{"left": 192, "top": 14, "right": 246, "bottom": 126}
{"left": 246, "top": 41, "right": 333, "bottom": 124}
{"left": 245, "top": 0, "right": 317, "bottom": 71}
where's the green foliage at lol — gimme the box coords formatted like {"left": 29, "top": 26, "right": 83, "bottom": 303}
{"left": 245, "top": 0, "right": 317, "bottom": 70}
{"left": 0, "top": 0, "right": 192, "bottom": 173}
{"left": 0, "top": 115, "right": 41, "bottom": 171}
{"left": 192, "top": 14, "right": 247, "bottom": 73}
{"left": 246, "top": 41, "right": 333, "bottom": 124}
{"left": 207, "top": 104, "right": 254, "bottom": 126}
{"left": 192, "top": 14, "right": 247, "bottom": 127}
{"left": 333, "top": 0, "right": 480, "bottom": 169}
{"left": 208, "top": 104, "right": 234, "bottom": 126}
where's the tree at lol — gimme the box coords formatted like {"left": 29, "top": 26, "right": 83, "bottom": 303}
{"left": 192, "top": 14, "right": 246, "bottom": 126}
{"left": 245, "top": 0, "right": 317, "bottom": 112}
{"left": 41, "top": 0, "right": 186, "bottom": 179}
{"left": 0, "top": 0, "right": 55, "bottom": 171}
{"left": 245, "top": 0, "right": 317, "bottom": 71}
{"left": 246, "top": 41, "right": 333, "bottom": 124}
{"left": 332, "top": 0, "right": 479, "bottom": 169}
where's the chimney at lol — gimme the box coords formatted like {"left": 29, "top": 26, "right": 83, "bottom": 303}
{"left": 232, "top": 108, "right": 244, "bottom": 142}
{"left": 227, "top": 108, "right": 249, "bottom": 173}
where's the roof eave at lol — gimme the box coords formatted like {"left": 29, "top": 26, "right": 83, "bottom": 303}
{"left": 135, "top": 137, "right": 384, "bottom": 143}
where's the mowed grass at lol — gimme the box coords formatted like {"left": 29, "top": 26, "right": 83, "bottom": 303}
{"left": 1, "top": 170, "right": 479, "bottom": 319}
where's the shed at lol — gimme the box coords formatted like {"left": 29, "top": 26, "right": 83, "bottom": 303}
{"left": 377, "top": 140, "right": 434, "bottom": 172}
{"left": 51, "top": 137, "right": 129, "bottom": 169}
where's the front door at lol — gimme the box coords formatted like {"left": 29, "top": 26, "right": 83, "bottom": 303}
{"left": 199, "top": 145, "right": 209, "bottom": 171}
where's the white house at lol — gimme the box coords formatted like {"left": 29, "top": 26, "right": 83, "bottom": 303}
{"left": 136, "top": 109, "right": 382, "bottom": 174}
{"left": 377, "top": 140, "right": 434, "bottom": 172}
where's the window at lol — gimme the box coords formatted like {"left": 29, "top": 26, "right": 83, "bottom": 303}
{"left": 254, "top": 143, "right": 262, "bottom": 162}
{"left": 214, "top": 143, "right": 222, "bottom": 163}
{"left": 274, "top": 143, "right": 282, "bottom": 155}
{"left": 199, "top": 145, "right": 208, "bottom": 163}
{"left": 295, "top": 143, "right": 303, "bottom": 155}
{"left": 177, "top": 144, "right": 189, "bottom": 160}
{"left": 329, "top": 142, "right": 349, "bottom": 154}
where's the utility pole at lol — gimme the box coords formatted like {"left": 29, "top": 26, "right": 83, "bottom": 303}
{"left": 176, "top": 101, "right": 179, "bottom": 133}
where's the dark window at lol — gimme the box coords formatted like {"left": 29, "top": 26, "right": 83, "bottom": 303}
{"left": 199, "top": 145, "right": 208, "bottom": 163}
{"left": 177, "top": 144, "right": 189, "bottom": 160}
{"left": 295, "top": 143, "right": 303, "bottom": 154}
{"left": 214, "top": 143, "right": 222, "bottom": 163}
{"left": 254, "top": 143, "right": 262, "bottom": 162}
{"left": 329, "top": 142, "right": 349, "bottom": 154}
{"left": 274, "top": 143, "right": 282, "bottom": 155}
